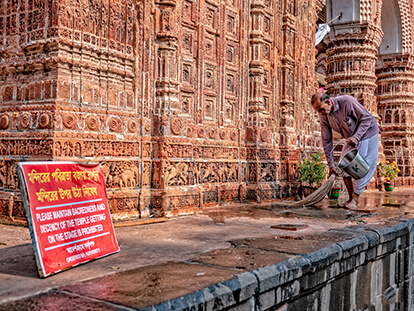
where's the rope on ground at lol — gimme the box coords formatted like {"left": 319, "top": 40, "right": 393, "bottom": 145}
{"left": 271, "top": 174, "right": 338, "bottom": 209}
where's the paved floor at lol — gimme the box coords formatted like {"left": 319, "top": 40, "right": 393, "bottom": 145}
{"left": 0, "top": 187, "right": 413, "bottom": 310}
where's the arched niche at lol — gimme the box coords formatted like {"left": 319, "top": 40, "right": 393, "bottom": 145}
{"left": 379, "top": 0, "right": 402, "bottom": 54}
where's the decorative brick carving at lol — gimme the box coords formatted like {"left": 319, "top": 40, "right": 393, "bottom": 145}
{"left": 62, "top": 112, "right": 77, "bottom": 130}
{"left": 108, "top": 117, "right": 122, "bottom": 133}
{"left": 0, "top": 114, "right": 9, "bottom": 130}
{"left": 38, "top": 113, "right": 50, "bottom": 129}
{"left": 170, "top": 117, "right": 183, "bottom": 135}
{"left": 3, "top": 0, "right": 385, "bottom": 222}
{"left": 85, "top": 115, "right": 100, "bottom": 131}
{"left": 127, "top": 120, "right": 138, "bottom": 133}
{"left": 19, "top": 113, "right": 31, "bottom": 129}
{"left": 152, "top": 196, "right": 163, "bottom": 208}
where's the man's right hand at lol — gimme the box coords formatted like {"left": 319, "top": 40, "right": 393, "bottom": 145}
{"left": 329, "top": 167, "right": 341, "bottom": 177}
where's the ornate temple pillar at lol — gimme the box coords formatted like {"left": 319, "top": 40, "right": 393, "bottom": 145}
{"left": 376, "top": 55, "right": 414, "bottom": 185}
{"left": 325, "top": 24, "right": 383, "bottom": 116}
{"left": 150, "top": 0, "right": 182, "bottom": 216}
{"left": 375, "top": 0, "right": 414, "bottom": 185}
{"left": 277, "top": 0, "right": 301, "bottom": 195}
{"left": 245, "top": 0, "right": 278, "bottom": 202}
{"left": 325, "top": 1, "right": 384, "bottom": 177}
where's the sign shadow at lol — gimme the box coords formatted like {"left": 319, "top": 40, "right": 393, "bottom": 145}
{"left": 0, "top": 244, "right": 38, "bottom": 278}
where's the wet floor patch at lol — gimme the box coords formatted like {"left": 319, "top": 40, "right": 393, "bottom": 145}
{"left": 203, "top": 206, "right": 280, "bottom": 224}
{"left": 191, "top": 247, "right": 294, "bottom": 270}
{"left": 58, "top": 262, "right": 236, "bottom": 310}
{"left": 302, "top": 229, "right": 364, "bottom": 243}
{"left": 0, "top": 290, "right": 119, "bottom": 311}
{"left": 278, "top": 207, "right": 351, "bottom": 221}
{"left": 227, "top": 229, "right": 368, "bottom": 256}
{"left": 229, "top": 236, "right": 335, "bottom": 255}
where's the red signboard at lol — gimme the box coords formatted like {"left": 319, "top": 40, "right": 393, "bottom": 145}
{"left": 17, "top": 162, "right": 119, "bottom": 278}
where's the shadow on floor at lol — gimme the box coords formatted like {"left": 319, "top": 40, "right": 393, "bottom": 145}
{"left": 0, "top": 244, "right": 38, "bottom": 278}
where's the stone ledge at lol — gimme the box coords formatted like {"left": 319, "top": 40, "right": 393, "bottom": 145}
{"left": 141, "top": 221, "right": 414, "bottom": 310}
{"left": 303, "top": 243, "right": 343, "bottom": 272}
{"left": 2, "top": 218, "right": 414, "bottom": 310}
{"left": 335, "top": 227, "right": 380, "bottom": 249}
{"left": 253, "top": 256, "right": 311, "bottom": 294}
{"left": 336, "top": 235, "right": 369, "bottom": 258}
{"left": 369, "top": 221, "right": 410, "bottom": 243}
{"left": 140, "top": 272, "right": 257, "bottom": 311}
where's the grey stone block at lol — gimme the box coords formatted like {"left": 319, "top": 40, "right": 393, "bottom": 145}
{"left": 364, "top": 230, "right": 381, "bottom": 248}
{"left": 337, "top": 235, "right": 369, "bottom": 259}
{"left": 202, "top": 273, "right": 257, "bottom": 311}
{"left": 203, "top": 283, "right": 237, "bottom": 311}
{"left": 338, "top": 252, "right": 366, "bottom": 272}
{"left": 289, "top": 256, "right": 312, "bottom": 276}
{"left": 236, "top": 272, "right": 258, "bottom": 302}
{"left": 226, "top": 297, "right": 255, "bottom": 311}
{"left": 407, "top": 219, "right": 414, "bottom": 245}
{"left": 253, "top": 257, "right": 310, "bottom": 294}
{"left": 301, "top": 262, "right": 341, "bottom": 291}
{"left": 328, "top": 273, "right": 352, "bottom": 311}
{"left": 143, "top": 272, "right": 257, "bottom": 311}
{"left": 285, "top": 284, "right": 329, "bottom": 311}
{"left": 257, "top": 280, "right": 300, "bottom": 310}
{"left": 370, "top": 222, "right": 409, "bottom": 244}
{"left": 274, "top": 280, "right": 300, "bottom": 306}
{"left": 257, "top": 290, "right": 275, "bottom": 311}
{"left": 354, "top": 263, "right": 374, "bottom": 311}
{"left": 142, "top": 290, "right": 206, "bottom": 311}
{"left": 336, "top": 226, "right": 381, "bottom": 249}
{"left": 363, "top": 247, "right": 378, "bottom": 262}
{"left": 254, "top": 264, "right": 285, "bottom": 294}
{"left": 377, "top": 240, "right": 402, "bottom": 257}
{"left": 303, "top": 244, "right": 343, "bottom": 272}
{"left": 407, "top": 221, "right": 414, "bottom": 279}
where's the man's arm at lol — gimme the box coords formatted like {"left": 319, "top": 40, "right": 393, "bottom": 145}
{"left": 319, "top": 116, "right": 335, "bottom": 169}
{"left": 345, "top": 97, "right": 373, "bottom": 142}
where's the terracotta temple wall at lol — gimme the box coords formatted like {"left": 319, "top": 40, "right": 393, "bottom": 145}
{"left": 0, "top": 0, "right": 322, "bottom": 222}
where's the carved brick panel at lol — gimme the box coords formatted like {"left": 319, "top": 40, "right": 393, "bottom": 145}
{"left": 0, "top": 0, "right": 325, "bottom": 222}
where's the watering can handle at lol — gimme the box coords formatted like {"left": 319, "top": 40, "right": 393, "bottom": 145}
{"left": 332, "top": 139, "right": 347, "bottom": 154}
{"left": 330, "top": 139, "right": 347, "bottom": 174}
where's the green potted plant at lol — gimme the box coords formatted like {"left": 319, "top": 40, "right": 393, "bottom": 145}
{"left": 297, "top": 152, "right": 327, "bottom": 197}
{"left": 378, "top": 160, "right": 399, "bottom": 191}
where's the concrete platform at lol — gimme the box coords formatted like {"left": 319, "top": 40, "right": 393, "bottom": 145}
{"left": 1, "top": 188, "right": 414, "bottom": 310}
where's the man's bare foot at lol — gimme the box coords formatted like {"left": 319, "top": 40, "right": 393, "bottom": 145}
{"left": 339, "top": 199, "right": 352, "bottom": 209}
{"left": 347, "top": 195, "right": 359, "bottom": 210}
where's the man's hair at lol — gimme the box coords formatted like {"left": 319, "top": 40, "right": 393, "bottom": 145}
{"left": 320, "top": 93, "right": 330, "bottom": 102}
{"left": 311, "top": 92, "right": 330, "bottom": 106}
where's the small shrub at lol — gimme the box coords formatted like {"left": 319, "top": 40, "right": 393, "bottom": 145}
{"left": 297, "top": 152, "right": 327, "bottom": 187}
{"left": 378, "top": 161, "right": 399, "bottom": 183}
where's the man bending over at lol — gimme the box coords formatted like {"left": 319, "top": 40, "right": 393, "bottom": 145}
{"left": 311, "top": 92, "right": 379, "bottom": 210}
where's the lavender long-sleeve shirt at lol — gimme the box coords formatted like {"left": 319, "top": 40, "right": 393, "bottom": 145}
{"left": 319, "top": 95, "right": 379, "bottom": 169}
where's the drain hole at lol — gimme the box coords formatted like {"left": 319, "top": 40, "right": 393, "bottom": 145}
{"left": 270, "top": 224, "right": 309, "bottom": 231}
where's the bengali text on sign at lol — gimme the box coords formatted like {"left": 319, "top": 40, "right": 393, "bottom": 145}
{"left": 17, "top": 162, "right": 119, "bottom": 278}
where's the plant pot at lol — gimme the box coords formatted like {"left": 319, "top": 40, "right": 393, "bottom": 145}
{"left": 329, "top": 187, "right": 341, "bottom": 199}
{"left": 301, "top": 185, "right": 318, "bottom": 197}
{"left": 384, "top": 183, "right": 394, "bottom": 192}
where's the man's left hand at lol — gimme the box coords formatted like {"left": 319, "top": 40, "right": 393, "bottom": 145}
{"left": 347, "top": 137, "right": 358, "bottom": 147}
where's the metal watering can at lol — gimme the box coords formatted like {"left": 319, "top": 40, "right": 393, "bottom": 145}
{"left": 334, "top": 140, "right": 370, "bottom": 180}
